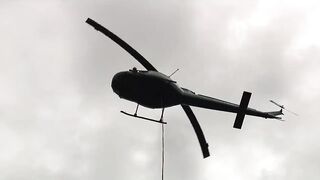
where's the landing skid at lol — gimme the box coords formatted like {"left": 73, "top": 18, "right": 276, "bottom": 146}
{"left": 120, "top": 111, "right": 167, "bottom": 124}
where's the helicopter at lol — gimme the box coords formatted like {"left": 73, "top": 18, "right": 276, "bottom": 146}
{"left": 86, "top": 18, "right": 284, "bottom": 158}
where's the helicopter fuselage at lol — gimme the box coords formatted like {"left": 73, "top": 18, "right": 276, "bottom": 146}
{"left": 111, "top": 69, "right": 183, "bottom": 108}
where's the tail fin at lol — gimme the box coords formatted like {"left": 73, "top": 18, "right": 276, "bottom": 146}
{"left": 268, "top": 109, "right": 283, "bottom": 116}
{"left": 267, "top": 109, "right": 284, "bottom": 120}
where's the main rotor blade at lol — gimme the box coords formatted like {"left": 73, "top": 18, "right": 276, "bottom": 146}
{"left": 181, "top": 104, "right": 210, "bottom": 158}
{"left": 86, "top": 18, "right": 158, "bottom": 72}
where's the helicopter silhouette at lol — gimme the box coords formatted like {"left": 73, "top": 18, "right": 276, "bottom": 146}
{"left": 86, "top": 18, "right": 284, "bottom": 158}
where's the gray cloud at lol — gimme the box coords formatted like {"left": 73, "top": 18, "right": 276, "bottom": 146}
{"left": 1, "top": 0, "right": 320, "bottom": 179}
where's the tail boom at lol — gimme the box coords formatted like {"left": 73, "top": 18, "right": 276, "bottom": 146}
{"left": 180, "top": 89, "right": 283, "bottom": 127}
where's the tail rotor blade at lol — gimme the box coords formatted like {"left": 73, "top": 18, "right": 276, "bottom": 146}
{"left": 269, "top": 100, "right": 283, "bottom": 108}
{"left": 283, "top": 108, "right": 299, "bottom": 116}
{"left": 269, "top": 100, "right": 298, "bottom": 116}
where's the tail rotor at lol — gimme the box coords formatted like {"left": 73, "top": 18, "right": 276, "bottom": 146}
{"left": 269, "top": 100, "right": 298, "bottom": 116}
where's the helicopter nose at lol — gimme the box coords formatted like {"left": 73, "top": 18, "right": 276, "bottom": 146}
{"left": 111, "top": 72, "right": 125, "bottom": 95}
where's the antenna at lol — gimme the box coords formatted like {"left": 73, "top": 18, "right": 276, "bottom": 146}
{"left": 169, "top": 68, "right": 179, "bottom": 77}
{"left": 270, "top": 100, "right": 298, "bottom": 116}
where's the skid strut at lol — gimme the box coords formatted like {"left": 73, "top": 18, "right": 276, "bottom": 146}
{"left": 120, "top": 104, "right": 167, "bottom": 124}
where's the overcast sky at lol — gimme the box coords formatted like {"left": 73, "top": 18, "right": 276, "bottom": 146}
{"left": 1, "top": 0, "right": 320, "bottom": 179}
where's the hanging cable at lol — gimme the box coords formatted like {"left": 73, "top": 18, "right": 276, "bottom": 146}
{"left": 161, "top": 123, "right": 165, "bottom": 180}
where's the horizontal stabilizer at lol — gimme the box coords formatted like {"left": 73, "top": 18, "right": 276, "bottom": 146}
{"left": 233, "top": 91, "right": 252, "bottom": 129}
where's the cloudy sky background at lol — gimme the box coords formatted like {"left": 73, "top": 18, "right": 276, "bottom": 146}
{"left": 1, "top": 0, "right": 320, "bottom": 179}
